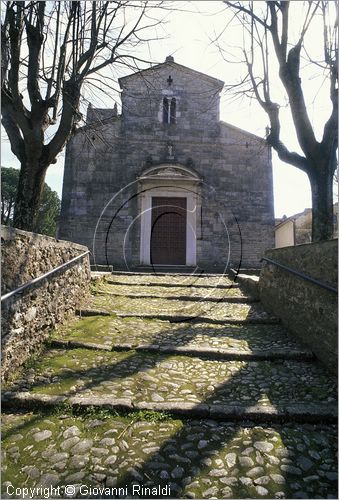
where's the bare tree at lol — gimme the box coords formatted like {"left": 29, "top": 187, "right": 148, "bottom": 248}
{"left": 1, "top": 1, "right": 164, "bottom": 231}
{"left": 217, "top": 1, "right": 338, "bottom": 241}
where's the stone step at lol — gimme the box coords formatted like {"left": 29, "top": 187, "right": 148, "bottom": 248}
{"left": 111, "top": 269, "right": 234, "bottom": 277}
{"left": 5, "top": 348, "right": 336, "bottom": 424}
{"left": 230, "top": 268, "right": 261, "bottom": 277}
{"left": 90, "top": 271, "right": 112, "bottom": 282}
{"left": 109, "top": 269, "right": 201, "bottom": 276}
{"left": 53, "top": 316, "right": 308, "bottom": 355}
{"left": 88, "top": 294, "right": 279, "bottom": 323}
{"left": 106, "top": 274, "right": 235, "bottom": 287}
{"left": 133, "top": 265, "right": 200, "bottom": 274}
{"left": 76, "top": 308, "right": 111, "bottom": 317}
{"left": 95, "top": 290, "right": 258, "bottom": 304}
{"left": 3, "top": 411, "right": 338, "bottom": 500}
{"left": 112, "top": 313, "right": 279, "bottom": 325}
{"left": 90, "top": 264, "right": 113, "bottom": 272}
{"left": 3, "top": 392, "right": 337, "bottom": 424}
{"left": 50, "top": 339, "right": 315, "bottom": 362}
{"left": 107, "top": 279, "right": 239, "bottom": 290}
{"left": 96, "top": 281, "right": 248, "bottom": 299}
{"left": 79, "top": 311, "right": 280, "bottom": 325}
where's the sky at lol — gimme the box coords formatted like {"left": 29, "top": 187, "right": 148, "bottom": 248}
{"left": 2, "top": 1, "right": 334, "bottom": 218}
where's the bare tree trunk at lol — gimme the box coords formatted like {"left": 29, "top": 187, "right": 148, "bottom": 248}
{"left": 2, "top": 1, "right": 162, "bottom": 233}
{"left": 309, "top": 161, "right": 334, "bottom": 242}
{"left": 13, "top": 161, "right": 46, "bottom": 232}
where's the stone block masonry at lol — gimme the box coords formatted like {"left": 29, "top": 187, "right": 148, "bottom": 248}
{"left": 1, "top": 226, "right": 91, "bottom": 382}
{"left": 58, "top": 57, "right": 275, "bottom": 269}
{"left": 259, "top": 240, "right": 338, "bottom": 373}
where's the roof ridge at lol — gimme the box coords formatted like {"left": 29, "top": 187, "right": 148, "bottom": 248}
{"left": 118, "top": 60, "right": 224, "bottom": 87}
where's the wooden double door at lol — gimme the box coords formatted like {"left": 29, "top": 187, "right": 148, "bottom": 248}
{"left": 150, "top": 197, "right": 187, "bottom": 265}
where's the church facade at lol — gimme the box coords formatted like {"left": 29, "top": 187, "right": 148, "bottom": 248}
{"left": 58, "top": 56, "right": 274, "bottom": 271}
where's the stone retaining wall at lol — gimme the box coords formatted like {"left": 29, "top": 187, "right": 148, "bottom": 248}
{"left": 259, "top": 240, "right": 338, "bottom": 373}
{"left": 1, "top": 226, "right": 91, "bottom": 381}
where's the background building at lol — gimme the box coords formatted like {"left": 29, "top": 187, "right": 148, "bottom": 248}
{"left": 275, "top": 204, "right": 338, "bottom": 248}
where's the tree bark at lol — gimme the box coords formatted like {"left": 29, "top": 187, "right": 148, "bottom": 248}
{"left": 309, "top": 161, "right": 335, "bottom": 242}
{"left": 13, "top": 160, "right": 46, "bottom": 232}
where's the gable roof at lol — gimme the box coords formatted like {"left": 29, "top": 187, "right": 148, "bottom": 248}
{"left": 275, "top": 208, "right": 312, "bottom": 229}
{"left": 220, "top": 120, "right": 267, "bottom": 143}
{"left": 118, "top": 56, "right": 224, "bottom": 89}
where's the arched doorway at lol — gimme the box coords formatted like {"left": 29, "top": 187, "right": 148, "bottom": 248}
{"left": 138, "top": 164, "right": 201, "bottom": 266}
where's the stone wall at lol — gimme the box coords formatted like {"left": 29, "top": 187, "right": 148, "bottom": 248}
{"left": 1, "top": 226, "right": 91, "bottom": 381}
{"left": 259, "top": 240, "right": 338, "bottom": 372}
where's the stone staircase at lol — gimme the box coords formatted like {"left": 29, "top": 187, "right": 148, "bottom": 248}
{"left": 2, "top": 272, "right": 338, "bottom": 499}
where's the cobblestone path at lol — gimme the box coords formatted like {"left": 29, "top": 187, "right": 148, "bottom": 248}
{"left": 2, "top": 272, "right": 338, "bottom": 499}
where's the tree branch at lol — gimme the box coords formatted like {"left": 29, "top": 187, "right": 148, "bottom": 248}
{"left": 42, "top": 78, "right": 81, "bottom": 166}
{"left": 223, "top": 1, "right": 270, "bottom": 29}
{"left": 25, "top": 1, "right": 45, "bottom": 107}
{"left": 7, "top": 2, "right": 23, "bottom": 101}
{"left": 1, "top": 104, "right": 26, "bottom": 163}
{"left": 279, "top": 42, "right": 318, "bottom": 159}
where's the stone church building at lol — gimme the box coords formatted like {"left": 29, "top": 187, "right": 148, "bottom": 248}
{"left": 58, "top": 56, "right": 274, "bottom": 271}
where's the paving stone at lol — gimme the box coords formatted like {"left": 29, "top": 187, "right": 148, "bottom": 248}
{"left": 239, "top": 456, "right": 254, "bottom": 467}
{"left": 239, "top": 477, "right": 252, "bottom": 486}
{"left": 69, "top": 454, "right": 89, "bottom": 469}
{"left": 203, "top": 486, "right": 219, "bottom": 498}
{"left": 66, "top": 472, "right": 85, "bottom": 483}
{"left": 22, "top": 466, "right": 40, "bottom": 479}
{"left": 106, "top": 477, "right": 117, "bottom": 487}
{"left": 225, "top": 453, "right": 237, "bottom": 468}
{"left": 241, "top": 447, "right": 254, "bottom": 456}
{"left": 325, "top": 472, "right": 338, "bottom": 481}
{"left": 92, "top": 447, "right": 109, "bottom": 456}
{"left": 297, "top": 456, "right": 314, "bottom": 472}
{"left": 10, "top": 434, "right": 23, "bottom": 442}
{"left": 254, "top": 441, "right": 274, "bottom": 452}
{"left": 171, "top": 466, "right": 185, "bottom": 479}
{"left": 274, "top": 492, "right": 286, "bottom": 499}
{"left": 2, "top": 273, "right": 338, "bottom": 500}
{"left": 60, "top": 437, "right": 80, "bottom": 450}
{"left": 88, "top": 419, "right": 104, "bottom": 428}
{"left": 48, "top": 452, "right": 69, "bottom": 463}
{"left": 247, "top": 466, "right": 265, "bottom": 478}
{"left": 280, "top": 464, "right": 303, "bottom": 475}
{"left": 52, "top": 461, "right": 67, "bottom": 471}
{"left": 63, "top": 426, "right": 80, "bottom": 439}
{"left": 220, "top": 477, "right": 238, "bottom": 486}
{"left": 71, "top": 439, "right": 93, "bottom": 454}
{"left": 98, "top": 437, "right": 115, "bottom": 446}
{"left": 39, "top": 473, "right": 59, "bottom": 487}
{"left": 254, "top": 475, "right": 270, "bottom": 485}
{"left": 32, "top": 430, "right": 52, "bottom": 442}
{"left": 256, "top": 485, "right": 269, "bottom": 496}
{"left": 160, "top": 470, "right": 170, "bottom": 479}
{"left": 293, "top": 491, "right": 308, "bottom": 498}
{"left": 198, "top": 440, "right": 208, "bottom": 449}
{"left": 270, "top": 474, "right": 286, "bottom": 484}
{"left": 209, "top": 469, "right": 227, "bottom": 477}
{"left": 105, "top": 455, "right": 117, "bottom": 465}
{"left": 309, "top": 450, "right": 321, "bottom": 460}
